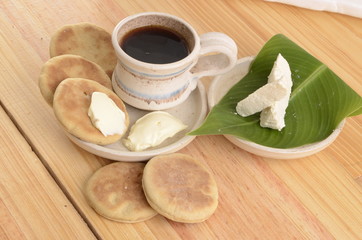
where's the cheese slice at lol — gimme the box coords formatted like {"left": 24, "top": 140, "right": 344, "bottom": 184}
{"left": 88, "top": 92, "right": 127, "bottom": 136}
{"left": 123, "top": 111, "right": 187, "bottom": 152}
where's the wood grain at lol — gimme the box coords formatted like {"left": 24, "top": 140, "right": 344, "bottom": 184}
{"left": 0, "top": 0, "right": 361, "bottom": 239}
{"left": 0, "top": 106, "right": 96, "bottom": 239}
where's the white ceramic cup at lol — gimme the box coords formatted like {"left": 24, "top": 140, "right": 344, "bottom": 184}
{"left": 112, "top": 12, "right": 237, "bottom": 110}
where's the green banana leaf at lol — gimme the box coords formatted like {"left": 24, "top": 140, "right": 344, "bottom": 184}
{"left": 189, "top": 34, "right": 362, "bottom": 148}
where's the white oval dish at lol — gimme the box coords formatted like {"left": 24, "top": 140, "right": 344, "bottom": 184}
{"left": 208, "top": 57, "right": 345, "bottom": 159}
{"left": 65, "top": 81, "right": 207, "bottom": 162}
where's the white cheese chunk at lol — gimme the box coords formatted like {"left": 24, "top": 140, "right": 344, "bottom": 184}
{"left": 260, "top": 53, "right": 293, "bottom": 131}
{"left": 123, "top": 111, "right": 187, "bottom": 152}
{"left": 235, "top": 53, "right": 293, "bottom": 131}
{"left": 236, "top": 81, "right": 288, "bottom": 117}
{"left": 88, "top": 92, "right": 126, "bottom": 136}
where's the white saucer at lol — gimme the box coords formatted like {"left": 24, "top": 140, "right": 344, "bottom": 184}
{"left": 66, "top": 81, "right": 207, "bottom": 162}
{"left": 208, "top": 57, "right": 345, "bottom": 159}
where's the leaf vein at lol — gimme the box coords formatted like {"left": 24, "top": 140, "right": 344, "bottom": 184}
{"left": 290, "top": 64, "right": 327, "bottom": 101}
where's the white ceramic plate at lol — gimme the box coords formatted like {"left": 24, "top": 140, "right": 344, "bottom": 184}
{"left": 66, "top": 81, "right": 207, "bottom": 162}
{"left": 208, "top": 57, "right": 345, "bottom": 159}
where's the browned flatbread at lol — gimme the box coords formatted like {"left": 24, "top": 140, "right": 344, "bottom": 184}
{"left": 84, "top": 162, "right": 157, "bottom": 223}
{"left": 49, "top": 22, "right": 117, "bottom": 77}
{"left": 39, "top": 54, "right": 112, "bottom": 105}
{"left": 53, "top": 78, "right": 129, "bottom": 145}
{"left": 142, "top": 153, "right": 218, "bottom": 223}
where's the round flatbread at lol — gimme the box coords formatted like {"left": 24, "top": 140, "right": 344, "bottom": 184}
{"left": 142, "top": 153, "right": 218, "bottom": 223}
{"left": 53, "top": 78, "right": 129, "bottom": 145}
{"left": 49, "top": 22, "right": 117, "bottom": 77}
{"left": 85, "top": 162, "right": 157, "bottom": 223}
{"left": 39, "top": 54, "right": 112, "bottom": 105}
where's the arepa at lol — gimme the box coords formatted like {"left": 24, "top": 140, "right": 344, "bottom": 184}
{"left": 53, "top": 78, "right": 128, "bottom": 145}
{"left": 49, "top": 22, "right": 117, "bottom": 77}
{"left": 85, "top": 162, "right": 157, "bottom": 223}
{"left": 142, "top": 153, "right": 218, "bottom": 223}
{"left": 39, "top": 54, "right": 112, "bottom": 105}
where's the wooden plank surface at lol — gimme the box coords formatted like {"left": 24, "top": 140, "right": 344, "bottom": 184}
{"left": 0, "top": 0, "right": 361, "bottom": 239}
{"left": 0, "top": 105, "right": 96, "bottom": 240}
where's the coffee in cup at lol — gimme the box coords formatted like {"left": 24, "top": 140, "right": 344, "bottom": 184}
{"left": 112, "top": 12, "right": 237, "bottom": 110}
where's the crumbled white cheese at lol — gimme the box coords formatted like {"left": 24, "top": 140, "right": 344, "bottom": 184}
{"left": 123, "top": 111, "right": 187, "bottom": 152}
{"left": 236, "top": 81, "right": 288, "bottom": 117}
{"left": 236, "top": 53, "right": 293, "bottom": 131}
{"left": 260, "top": 54, "right": 292, "bottom": 131}
{"left": 88, "top": 92, "right": 126, "bottom": 136}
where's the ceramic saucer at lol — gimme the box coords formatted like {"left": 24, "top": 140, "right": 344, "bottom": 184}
{"left": 208, "top": 57, "right": 344, "bottom": 159}
{"left": 66, "top": 81, "right": 207, "bottom": 162}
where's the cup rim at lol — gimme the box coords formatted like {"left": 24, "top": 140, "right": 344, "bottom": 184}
{"left": 112, "top": 12, "right": 201, "bottom": 70}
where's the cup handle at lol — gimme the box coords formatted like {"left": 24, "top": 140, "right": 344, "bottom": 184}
{"left": 190, "top": 32, "right": 237, "bottom": 80}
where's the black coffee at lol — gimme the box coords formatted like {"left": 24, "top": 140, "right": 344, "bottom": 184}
{"left": 120, "top": 26, "right": 189, "bottom": 64}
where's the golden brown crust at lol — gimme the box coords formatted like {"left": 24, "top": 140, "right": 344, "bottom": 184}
{"left": 49, "top": 22, "right": 117, "bottom": 77}
{"left": 39, "top": 54, "right": 112, "bottom": 105}
{"left": 142, "top": 153, "right": 218, "bottom": 223}
{"left": 53, "top": 78, "right": 129, "bottom": 145}
{"left": 84, "top": 162, "right": 157, "bottom": 223}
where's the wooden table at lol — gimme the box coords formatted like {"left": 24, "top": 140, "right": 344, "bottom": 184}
{"left": 1, "top": 0, "right": 361, "bottom": 239}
